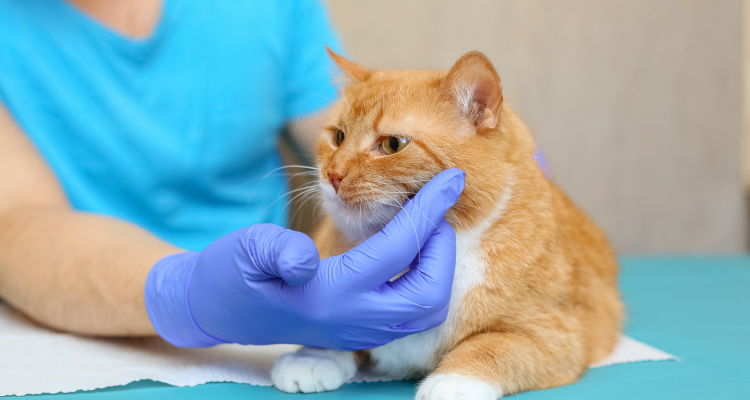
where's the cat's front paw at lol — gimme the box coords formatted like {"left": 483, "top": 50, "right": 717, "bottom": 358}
{"left": 271, "top": 348, "right": 356, "bottom": 393}
{"left": 416, "top": 374, "right": 501, "bottom": 400}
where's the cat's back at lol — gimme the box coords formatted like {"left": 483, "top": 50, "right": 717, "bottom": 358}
{"left": 547, "top": 181, "right": 622, "bottom": 364}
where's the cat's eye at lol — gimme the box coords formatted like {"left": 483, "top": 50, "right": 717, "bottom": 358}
{"left": 381, "top": 136, "right": 410, "bottom": 155}
{"left": 334, "top": 129, "right": 345, "bottom": 146}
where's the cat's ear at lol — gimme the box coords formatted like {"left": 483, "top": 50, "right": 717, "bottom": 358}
{"left": 441, "top": 51, "right": 503, "bottom": 132}
{"left": 326, "top": 46, "right": 372, "bottom": 83}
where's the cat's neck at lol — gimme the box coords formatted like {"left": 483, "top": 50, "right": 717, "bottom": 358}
{"left": 446, "top": 105, "right": 549, "bottom": 235}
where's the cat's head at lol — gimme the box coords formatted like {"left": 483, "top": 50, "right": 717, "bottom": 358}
{"left": 316, "top": 50, "right": 528, "bottom": 241}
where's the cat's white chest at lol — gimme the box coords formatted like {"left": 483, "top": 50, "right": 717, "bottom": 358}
{"left": 368, "top": 183, "right": 512, "bottom": 377}
{"left": 369, "top": 229, "right": 490, "bottom": 377}
{"left": 271, "top": 181, "right": 514, "bottom": 392}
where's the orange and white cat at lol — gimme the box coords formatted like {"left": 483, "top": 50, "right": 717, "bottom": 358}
{"left": 270, "top": 50, "right": 623, "bottom": 399}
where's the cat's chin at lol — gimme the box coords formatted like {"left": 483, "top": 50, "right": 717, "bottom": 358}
{"left": 320, "top": 183, "right": 402, "bottom": 244}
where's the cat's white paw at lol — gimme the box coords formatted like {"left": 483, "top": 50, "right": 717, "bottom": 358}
{"left": 416, "top": 374, "right": 501, "bottom": 400}
{"left": 271, "top": 348, "right": 356, "bottom": 393}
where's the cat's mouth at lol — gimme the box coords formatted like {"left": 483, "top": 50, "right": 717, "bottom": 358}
{"left": 322, "top": 182, "right": 408, "bottom": 211}
{"left": 319, "top": 179, "right": 418, "bottom": 241}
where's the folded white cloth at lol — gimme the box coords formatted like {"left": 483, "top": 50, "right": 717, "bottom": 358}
{"left": 0, "top": 302, "right": 677, "bottom": 396}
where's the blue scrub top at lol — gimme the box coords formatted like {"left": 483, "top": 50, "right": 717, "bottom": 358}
{"left": 0, "top": 0, "right": 341, "bottom": 250}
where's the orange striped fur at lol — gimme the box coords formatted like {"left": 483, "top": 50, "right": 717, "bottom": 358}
{"left": 273, "top": 50, "right": 622, "bottom": 399}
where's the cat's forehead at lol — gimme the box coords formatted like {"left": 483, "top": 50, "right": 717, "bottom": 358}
{"left": 336, "top": 101, "right": 438, "bottom": 139}
{"left": 334, "top": 71, "right": 457, "bottom": 137}
{"left": 348, "top": 71, "right": 442, "bottom": 102}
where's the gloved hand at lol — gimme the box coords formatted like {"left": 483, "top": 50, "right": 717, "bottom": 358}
{"left": 145, "top": 168, "right": 465, "bottom": 350}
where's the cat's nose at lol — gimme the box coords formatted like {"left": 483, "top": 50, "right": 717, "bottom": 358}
{"left": 328, "top": 171, "right": 345, "bottom": 194}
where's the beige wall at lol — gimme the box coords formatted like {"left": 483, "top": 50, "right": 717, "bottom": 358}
{"left": 324, "top": 0, "right": 746, "bottom": 254}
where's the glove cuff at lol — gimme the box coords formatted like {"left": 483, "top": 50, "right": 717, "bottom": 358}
{"left": 145, "top": 251, "right": 226, "bottom": 347}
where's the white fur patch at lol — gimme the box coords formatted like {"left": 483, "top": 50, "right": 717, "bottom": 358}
{"left": 320, "top": 183, "right": 398, "bottom": 244}
{"left": 452, "top": 80, "right": 478, "bottom": 117}
{"left": 369, "top": 179, "right": 515, "bottom": 378}
{"left": 416, "top": 374, "right": 502, "bottom": 400}
{"left": 271, "top": 348, "right": 356, "bottom": 393}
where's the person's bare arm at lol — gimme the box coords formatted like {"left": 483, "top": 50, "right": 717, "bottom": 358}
{"left": 0, "top": 104, "right": 180, "bottom": 336}
{"left": 286, "top": 112, "right": 328, "bottom": 161}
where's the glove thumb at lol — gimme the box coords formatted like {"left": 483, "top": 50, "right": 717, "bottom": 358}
{"left": 245, "top": 224, "right": 320, "bottom": 285}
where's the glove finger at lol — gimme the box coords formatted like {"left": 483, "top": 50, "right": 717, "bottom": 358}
{"left": 351, "top": 220, "right": 455, "bottom": 327}
{"left": 386, "top": 218, "right": 456, "bottom": 309}
{"left": 245, "top": 224, "right": 320, "bottom": 285}
{"left": 342, "top": 168, "right": 465, "bottom": 289}
{"left": 395, "top": 304, "right": 450, "bottom": 333}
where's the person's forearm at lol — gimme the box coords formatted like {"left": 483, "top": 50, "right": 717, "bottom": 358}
{"left": 288, "top": 112, "right": 328, "bottom": 159}
{"left": 0, "top": 204, "right": 180, "bottom": 336}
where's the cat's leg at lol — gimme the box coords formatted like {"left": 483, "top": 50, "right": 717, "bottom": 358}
{"left": 271, "top": 347, "right": 358, "bottom": 393}
{"left": 416, "top": 331, "right": 585, "bottom": 400}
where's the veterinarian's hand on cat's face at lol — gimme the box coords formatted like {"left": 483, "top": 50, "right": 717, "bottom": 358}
{"left": 145, "top": 169, "right": 465, "bottom": 350}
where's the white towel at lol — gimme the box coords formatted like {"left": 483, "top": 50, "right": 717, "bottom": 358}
{"left": 0, "top": 302, "right": 678, "bottom": 396}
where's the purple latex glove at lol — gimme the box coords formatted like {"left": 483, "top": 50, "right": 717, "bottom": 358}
{"left": 145, "top": 169, "right": 465, "bottom": 350}
{"left": 533, "top": 146, "right": 552, "bottom": 179}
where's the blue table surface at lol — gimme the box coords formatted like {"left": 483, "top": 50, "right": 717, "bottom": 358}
{"left": 14, "top": 256, "right": 750, "bottom": 399}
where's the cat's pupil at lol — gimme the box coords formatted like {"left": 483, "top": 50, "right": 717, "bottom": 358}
{"left": 381, "top": 136, "right": 410, "bottom": 155}
{"left": 336, "top": 130, "right": 345, "bottom": 145}
{"left": 389, "top": 137, "right": 399, "bottom": 151}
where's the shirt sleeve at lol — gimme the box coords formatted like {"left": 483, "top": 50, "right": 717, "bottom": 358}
{"left": 282, "top": 0, "right": 344, "bottom": 120}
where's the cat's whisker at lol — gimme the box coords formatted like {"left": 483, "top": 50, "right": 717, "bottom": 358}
{"left": 376, "top": 189, "right": 484, "bottom": 213}
{"left": 371, "top": 187, "right": 457, "bottom": 247}
{"left": 369, "top": 187, "right": 423, "bottom": 257}
{"left": 357, "top": 188, "right": 367, "bottom": 242}
{"left": 284, "top": 187, "right": 321, "bottom": 213}
{"left": 255, "top": 182, "right": 320, "bottom": 228}
{"left": 366, "top": 186, "right": 393, "bottom": 227}
{"left": 254, "top": 170, "right": 321, "bottom": 183}
{"left": 372, "top": 177, "right": 495, "bottom": 202}
{"left": 287, "top": 185, "right": 323, "bottom": 225}
{"left": 387, "top": 178, "right": 496, "bottom": 204}
{"left": 359, "top": 186, "right": 377, "bottom": 216}
{"left": 284, "top": 181, "right": 321, "bottom": 196}
{"left": 241, "top": 168, "right": 320, "bottom": 193}
{"left": 377, "top": 187, "right": 485, "bottom": 211}
{"left": 264, "top": 181, "right": 321, "bottom": 214}
{"left": 291, "top": 184, "right": 322, "bottom": 200}
{"left": 285, "top": 165, "right": 321, "bottom": 170}
{"left": 287, "top": 195, "right": 322, "bottom": 227}
{"left": 263, "top": 164, "right": 321, "bottom": 177}
{"left": 248, "top": 164, "right": 321, "bottom": 193}
{"left": 271, "top": 174, "right": 323, "bottom": 196}
{"left": 283, "top": 171, "right": 322, "bottom": 188}
{"left": 312, "top": 198, "right": 325, "bottom": 219}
